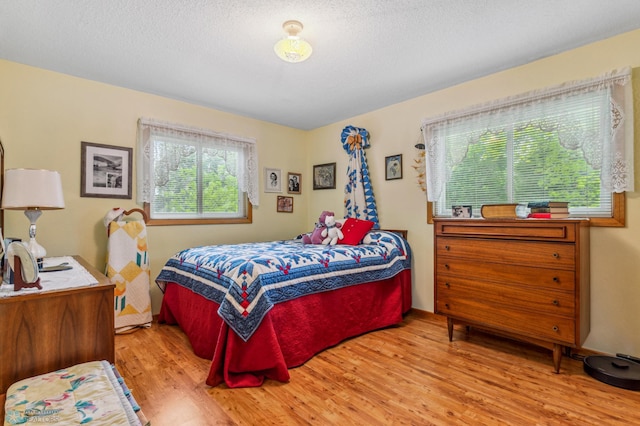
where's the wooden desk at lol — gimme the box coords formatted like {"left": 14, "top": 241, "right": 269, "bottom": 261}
{"left": 0, "top": 256, "right": 114, "bottom": 394}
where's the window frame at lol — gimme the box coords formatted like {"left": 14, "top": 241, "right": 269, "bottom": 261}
{"left": 137, "top": 118, "right": 257, "bottom": 226}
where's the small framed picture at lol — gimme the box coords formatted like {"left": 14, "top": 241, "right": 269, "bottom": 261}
{"left": 81, "top": 141, "right": 132, "bottom": 199}
{"left": 287, "top": 172, "right": 301, "bottom": 194}
{"left": 452, "top": 205, "right": 473, "bottom": 218}
{"left": 385, "top": 154, "right": 403, "bottom": 180}
{"left": 277, "top": 196, "right": 294, "bottom": 213}
{"left": 313, "top": 162, "right": 336, "bottom": 190}
{"left": 264, "top": 168, "right": 282, "bottom": 193}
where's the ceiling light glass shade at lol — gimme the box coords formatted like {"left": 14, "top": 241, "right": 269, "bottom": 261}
{"left": 274, "top": 20, "right": 312, "bottom": 63}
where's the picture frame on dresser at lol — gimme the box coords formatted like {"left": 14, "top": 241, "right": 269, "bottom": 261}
{"left": 80, "top": 141, "right": 132, "bottom": 199}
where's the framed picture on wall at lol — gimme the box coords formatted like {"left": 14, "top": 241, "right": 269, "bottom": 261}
{"left": 287, "top": 172, "right": 301, "bottom": 194}
{"left": 80, "top": 141, "right": 132, "bottom": 199}
{"left": 385, "top": 154, "right": 403, "bottom": 180}
{"left": 277, "top": 196, "right": 294, "bottom": 213}
{"left": 313, "top": 162, "right": 336, "bottom": 190}
{"left": 264, "top": 168, "right": 282, "bottom": 193}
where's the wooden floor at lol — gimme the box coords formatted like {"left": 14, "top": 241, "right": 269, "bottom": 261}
{"left": 114, "top": 312, "right": 640, "bottom": 426}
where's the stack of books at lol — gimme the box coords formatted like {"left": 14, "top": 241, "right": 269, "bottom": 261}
{"left": 527, "top": 201, "right": 570, "bottom": 218}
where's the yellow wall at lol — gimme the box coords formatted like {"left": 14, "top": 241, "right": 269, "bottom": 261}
{"left": 0, "top": 60, "right": 310, "bottom": 312}
{"left": 308, "top": 29, "right": 640, "bottom": 357}
{"left": 1, "top": 28, "right": 640, "bottom": 357}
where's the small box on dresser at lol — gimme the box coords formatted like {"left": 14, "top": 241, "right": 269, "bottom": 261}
{"left": 433, "top": 218, "right": 589, "bottom": 372}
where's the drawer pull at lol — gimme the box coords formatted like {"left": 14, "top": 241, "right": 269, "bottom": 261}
{"left": 553, "top": 276, "right": 559, "bottom": 283}
{"left": 445, "top": 303, "right": 450, "bottom": 309}
{"left": 552, "top": 300, "right": 559, "bottom": 306}
{"left": 552, "top": 326, "right": 559, "bottom": 332}
{"left": 552, "top": 252, "right": 560, "bottom": 259}
{"left": 445, "top": 282, "right": 450, "bottom": 288}
{"left": 444, "top": 264, "right": 450, "bottom": 270}
{"left": 445, "top": 245, "right": 450, "bottom": 251}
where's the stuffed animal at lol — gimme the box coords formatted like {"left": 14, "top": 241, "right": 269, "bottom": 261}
{"left": 321, "top": 214, "right": 344, "bottom": 245}
{"left": 302, "top": 210, "right": 332, "bottom": 244}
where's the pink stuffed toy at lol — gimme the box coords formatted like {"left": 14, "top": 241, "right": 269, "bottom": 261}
{"left": 302, "top": 210, "right": 332, "bottom": 244}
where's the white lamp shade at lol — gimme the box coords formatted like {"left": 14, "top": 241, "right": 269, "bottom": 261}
{"left": 2, "top": 168, "right": 65, "bottom": 210}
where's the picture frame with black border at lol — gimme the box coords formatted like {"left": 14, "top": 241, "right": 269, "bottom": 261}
{"left": 385, "top": 154, "right": 403, "bottom": 180}
{"left": 313, "top": 162, "right": 336, "bottom": 190}
{"left": 287, "top": 172, "right": 301, "bottom": 194}
{"left": 80, "top": 141, "right": 132, "bottom": 199}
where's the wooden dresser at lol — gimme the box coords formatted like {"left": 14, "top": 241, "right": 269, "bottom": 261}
{"left": 0, "top": 256, "right": 115, "bottom": 394}
{"left": 433, "top": 219, "right": 590, "bottom": 372}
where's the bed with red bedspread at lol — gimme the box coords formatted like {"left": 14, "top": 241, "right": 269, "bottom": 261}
{"left": 156, "top": 230, "right": 412, "bottom": 388}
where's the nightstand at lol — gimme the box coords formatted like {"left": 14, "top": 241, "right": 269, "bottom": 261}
{"left": 0, "top": 256, "right": 115, "bottom": 394}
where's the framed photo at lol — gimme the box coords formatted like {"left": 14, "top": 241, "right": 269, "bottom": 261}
{"left": 385, "top": 154, "right": 403, "bottom": 180}
{"left": 287, "top": 172, "right": 301, "bottom": 194}
{"left": 277, "top": 196, "right": 293, "bottom": 213}
{"left": 81, "top": 141, "right": 132, "bottom": 199}
{"left": 264, "top": 168, "right": 282, "bottom": 193}
{"left": 313, "top": 162, "right": 336, "bottom": 190}
{"left": 452, "top": 205, "right": 473, "bottom": 218}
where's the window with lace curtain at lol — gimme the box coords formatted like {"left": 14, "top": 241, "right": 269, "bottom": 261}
{"left": 421, "top": 68, "right": 633, "bottom": 226}
{"left": 137, "top": 118, "right": 259, "bottom": 225}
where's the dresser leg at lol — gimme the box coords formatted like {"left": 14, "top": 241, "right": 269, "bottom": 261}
{"left": 552, "top": 344, "right": 563, "bottom": 373}
{"left": 447, "top": 317, "right": 454, "bottom": 342}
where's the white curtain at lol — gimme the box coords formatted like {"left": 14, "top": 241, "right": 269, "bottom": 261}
{"left": 137, "top": 118, "right": 259, "bottom": 206}
{"left": 342, "top": 125, "right": 380, "bottom": 228}
{"left": 421, "top": 68, "right": 634, "bottom": 202}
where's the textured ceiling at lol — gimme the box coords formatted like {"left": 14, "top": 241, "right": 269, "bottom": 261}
{"left": 2, "top": 1, "right": 640, "bottom": 130}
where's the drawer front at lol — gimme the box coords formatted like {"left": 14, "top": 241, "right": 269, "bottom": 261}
{"left": 435, "top": 258, "right": 576, "bottom": 291}
{"left": 436, "top": 276, "right": 575, "bottom": 317}
{"left": 436, "top": 237, "right": 575, "bottom": 270}
{"left": 435, "top": 297, "right": 576, "bottom": 344}
{"left": 435, "top": 220, "right": 578, "bottom": 242}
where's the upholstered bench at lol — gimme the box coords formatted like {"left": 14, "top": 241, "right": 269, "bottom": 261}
{"left": 3, "top": 360, "right": 148, "bottom": 425}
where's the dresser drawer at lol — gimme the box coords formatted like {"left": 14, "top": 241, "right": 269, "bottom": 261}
{"left": 436, "top": 237, "right": 575, "bottom": 270}
{"left": 435, "top": 258, "right": 576, "bottom": 291}
{"left": 435, "top": 297, "right": 576, "bottom": 344}
{"left": 435, "top": 220, "right": 577, "bottom": 242}
{"left": 436, "top": 276, "right": 575, "bottom": 317}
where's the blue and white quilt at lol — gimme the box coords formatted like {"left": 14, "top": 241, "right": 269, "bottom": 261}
{"left": 156, "top": 231, "right": 411, "bottom": 341}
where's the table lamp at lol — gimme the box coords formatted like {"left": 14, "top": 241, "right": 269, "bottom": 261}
{"left": 1, "top": 168, "right": 65, "bottom": 263}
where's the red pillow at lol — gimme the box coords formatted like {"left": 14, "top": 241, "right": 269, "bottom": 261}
{"left": 338, "top": 218, "right": 375, "bottom": 245}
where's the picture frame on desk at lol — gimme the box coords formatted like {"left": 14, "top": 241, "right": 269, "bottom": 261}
{"left": 81, "top": 142, "right": 132, "bottom": 199}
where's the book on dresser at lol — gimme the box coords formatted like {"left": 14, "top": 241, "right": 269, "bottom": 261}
{"left": 527, "top": 201, "right": 569, "bottom": 209}
{"left": 480, "top": 203, "right": 520, "bottom": 219}
{"left": 528, "top": 203, "right": 570, "bottom": 218}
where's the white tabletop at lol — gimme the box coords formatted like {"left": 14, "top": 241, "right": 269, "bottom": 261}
{"left": 0, "top": 256, "right": 99, "bottom": 297}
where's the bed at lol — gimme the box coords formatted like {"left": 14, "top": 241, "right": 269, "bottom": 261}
{"left": 156, "top": 228, "right": 412, "bottom": 388}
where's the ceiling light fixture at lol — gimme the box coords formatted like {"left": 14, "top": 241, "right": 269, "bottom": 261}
{"left": 274, "top": 20, "right": 312, "bottom": 63}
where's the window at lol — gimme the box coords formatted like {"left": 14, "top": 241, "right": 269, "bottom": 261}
{"left": 137, "top": 118, "right": 259, "bottom": 225}
{"left": 422, "top": 68, "right": 633, "bottom": 226}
